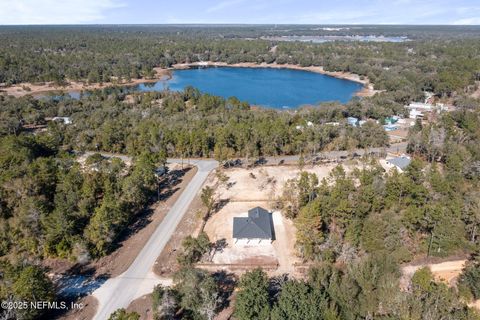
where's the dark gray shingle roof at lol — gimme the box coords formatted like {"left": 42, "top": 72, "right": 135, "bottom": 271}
{"left": 233, "top": 207, "right": 273, "bottom": 240}
{"left": 388, "top": 156, "right": 411, "bottom": 170}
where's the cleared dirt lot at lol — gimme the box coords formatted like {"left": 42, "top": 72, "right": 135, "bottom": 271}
{"left": 216, "top": 163, "right": 342, "bottom": 201}
{"left": 201, "top": 163, "right": 355, "bottom": 276}
{"left": 203, "top": 201, "right": 299, "bottom": 276}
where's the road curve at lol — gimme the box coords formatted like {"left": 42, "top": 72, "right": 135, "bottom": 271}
{"left": 92, "top": 159, "right": 218, "bottom": 320}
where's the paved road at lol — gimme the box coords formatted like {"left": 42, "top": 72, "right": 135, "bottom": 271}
{"left": 92, "top": 159, "right": 218, "bottom": 320}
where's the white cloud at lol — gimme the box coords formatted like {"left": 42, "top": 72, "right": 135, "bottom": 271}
{"left": 0, "top": 0, "right": 125, "bottom": 24}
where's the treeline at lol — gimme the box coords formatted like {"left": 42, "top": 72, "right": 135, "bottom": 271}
{"left": 0, "top": 88, "right": 390, "bottom": 160}
{"left": 233, "top": 263, "right": 479, "bottom": 320}
{"left": 1, "top": 26, "right": 480, "bottom": 101}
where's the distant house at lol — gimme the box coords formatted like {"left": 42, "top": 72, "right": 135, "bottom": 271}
{"left": 406, "top": 102, "right": 447, "bottom": 118}
{"left": 409, "top": 109, "right": 424, "bottom": 119}
{"left": 406, "top": 102, "right": 434, "bottom": 111}
{"left": 385, "top": 155, "right": 411, "bottom": 172}
{"left": 52, "top": 117, "right": 72, "bottom": 124}
{"left": 347, "top": 117, "right": 359, "bottom": 127}
{"left": 233, "top": 207, "right": 274, "bottom": 245}
{"left": 325, "top": 122, "right": 340, "bottom": 126}
{"left": 383, "top": 124, "right": 398, "bottom": 132}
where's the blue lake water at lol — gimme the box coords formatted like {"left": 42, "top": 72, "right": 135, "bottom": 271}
{"left": 36, "top": 67, "right": 364, "bottom": 108}
{"left": 134, "top": 67, "right": 363, "bottom": 108}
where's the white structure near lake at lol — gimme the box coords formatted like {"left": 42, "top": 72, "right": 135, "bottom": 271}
{"left": 406, "top": 101, "right": 447, "bottom": 119}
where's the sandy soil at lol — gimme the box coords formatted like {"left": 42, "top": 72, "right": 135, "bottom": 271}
{"left": 471, "top": 81, "right": 480, "bottom": 99}
{"left": 401, "top": 259, "right": 480, "bottom": 310}
{"left": 401, "top": 260, "right": 467, "bottom": 290}
{"left": 216, "top": 164, "right": 342, "bottom": 201}
{"left": 0, "top": 69, "right": 171, "bottom": 98}
{"left": 203, "top": 201, "right": 298, "bottom": 276}
{"left": 127, "top": 294, "right": 154, "bottom": 320}
{"left": 172, "top": 61, "right": 380, "bottom": 97}
{"left": 200, "top": 164, "right": 345, "bottom": 276}
{"left": 429, "top": 260, "right": 467, "bottom": 283}
{"left": 470, "top": 300, "right": 480, "bottom": 310}
{"left": 57, "top": 295, "right": 98, "bottom": 320}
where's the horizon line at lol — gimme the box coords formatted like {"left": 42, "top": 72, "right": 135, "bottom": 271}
{"left": 1, "top": 23, "right": 480, "bottom": 27}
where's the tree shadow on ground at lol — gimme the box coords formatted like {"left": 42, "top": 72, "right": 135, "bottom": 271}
{"left": 212, "top": 270, "right": 237, "bottom": 312}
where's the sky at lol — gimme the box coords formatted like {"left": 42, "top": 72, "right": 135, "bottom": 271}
{"left": 1, "top": 0, "right": 480, "bottom": 25}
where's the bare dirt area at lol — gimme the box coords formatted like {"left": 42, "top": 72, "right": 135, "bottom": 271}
{"left": 127, "top": 294, "right": 155, "bottom": 320}
{"left": 203, "top": 201, "right": 299, "bottom": 276}
{"left": 199, "top": 163, "right": 348, "bottom": 276}
{"left": 57, "top": 295, "right": 98, "bottom": 320}
{"left": 471, "top": 81, "right": 480, "bottom": 99}
{"left": 216, "top": 164, "right": 341, "bottom": 201}
{"left": 0, "top": 69, "right": 171, "bottom": 98}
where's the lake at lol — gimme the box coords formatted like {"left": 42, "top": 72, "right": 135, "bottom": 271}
{"left": 133, "top": 67, "right": 363, "bottom": 108}
{"left": 37, "top": 67, "right": 364, "bottom": 108}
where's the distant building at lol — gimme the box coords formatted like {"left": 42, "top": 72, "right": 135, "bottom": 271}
{"left": 325, "top": 122, "right": 340, "bottom": 126}
{"left": 51, "top": 117, "right": 72, "bottom": 124}
{"left": 409, "top": 109, "right": 424, "bottom": 119}
{"left": 383, "top": 124, "right": 398, "bottom": 131}
{"left": 233, "top": 207, "right": 274, "bottom": 245}
{"left": 385, "top": 155, "right": 411, "bottom": 172}
{"left": 347, "top": 117, "right": 359, "bottom": 127}
{"left": 406, "top": 102, "right": 447, "bottom": 112}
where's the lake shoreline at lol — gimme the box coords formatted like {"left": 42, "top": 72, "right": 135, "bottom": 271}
{"left": 0, "top": 62, "right": 378, "bottom": 99}
{"left": 171, "top": 62, "right": 378, "bottom": 97}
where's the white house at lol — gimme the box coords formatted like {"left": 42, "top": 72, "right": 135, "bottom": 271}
{"left": 409, "top": 109, "right": 424, "bottom": 119}
{"left": 52, "top": 117, "right": 72, "bottom": 124}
